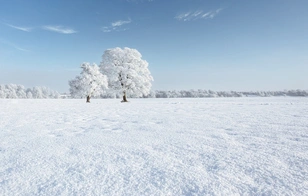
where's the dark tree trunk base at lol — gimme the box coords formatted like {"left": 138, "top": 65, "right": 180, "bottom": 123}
{"left": 121, "top": 94, "right": 128, "bottom": 103}
{"left": 86, "top": 96, "right": 90, "bottom": 103}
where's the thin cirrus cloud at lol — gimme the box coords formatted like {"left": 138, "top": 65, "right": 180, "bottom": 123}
{"left": 2, "top": 22, "right": 77, "bottom": 34}
{"left": 102, "top": 19, "right": 132, "bottom": 33}
{"left": 42, "top": 25, "right": 77, "bottom": 34}
{"left": 175, "top": 8, "right": 223, "bottom": 21}
{"left": 4, "top": 23, "right": 32, "bottom": 32}
{"left": 112, "top": 19, "right": 132, "bottom": 27}
{"left": 14, "top": 46, "right": 31, "bottom": 52}
{"left": 0, "top": 38, "right": 31, "bottom": 52}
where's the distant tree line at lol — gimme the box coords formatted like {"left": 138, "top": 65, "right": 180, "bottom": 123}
{"left": 0, "top": 84, "right": 307, "bottom": 99}
{"left": 0, "top": 84, "right": 60, "bottom": 99}
{"left": 88, "top": 89, "right": 308, "bottom": 98}
{"left": 152, "top": 89, "right": 308, "bottom": 98}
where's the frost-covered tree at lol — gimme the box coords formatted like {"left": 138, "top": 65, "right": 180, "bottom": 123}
{"left": 26, "top": 91, "right": 33, "bottom": 99}
{"left": 100, "top": 47, "right": 153, "bottom": 102}
{"left": 32, "top": 86, "right": 43, "bottom": 99}
{"left": 0, "top": 85, "right": 5, "bottom": 98}
{"left": 16, "top": 85, "right": 27, "bottom": 98}
{"left": 5, "top": 84, "right": 18, "bottom": 98}
{"left": 69, "top": 63, "right": 108, "bottom": 103}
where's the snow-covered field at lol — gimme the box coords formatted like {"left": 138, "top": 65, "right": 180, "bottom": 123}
{"left": 0, "top": 98, "right": 307, "bottom": 195}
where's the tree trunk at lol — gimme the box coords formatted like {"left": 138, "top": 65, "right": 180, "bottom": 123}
{"left": 86, "top": 95, "right": 90, "bottom": 103}
{"left": 122, "top": 92, "right": 128, "bottom": 102}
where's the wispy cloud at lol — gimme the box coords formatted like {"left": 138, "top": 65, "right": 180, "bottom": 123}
{"left": 175, "top": 8, "right": 223, "bottom": 21}
{"left": 102, "top": 26, "right": 129, "bottom": 33}
{"left": 4, "top": 23, "right": 32, "bottom": 32}
{"left": 0, "top": 38, "right": 31, "bottom": 52}
{"left": 112, "top": 19, "right": 132, "bottom": 27}
{"left": 42, "top": 25, "right": 77, "bottom": 34}
{"left": 102, "top": 19, "right": 132, "bottom": 33}
{"left": 14, "top": 46, "right": 31, "bottom": 52}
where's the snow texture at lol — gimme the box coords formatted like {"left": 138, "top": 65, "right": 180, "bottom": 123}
{"left": 0, "top": 98, "right": 307, "bottom": 195}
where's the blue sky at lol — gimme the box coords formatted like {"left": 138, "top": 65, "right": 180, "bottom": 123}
{"left": 0, "top": 0, "right": 307, "bottom": 92}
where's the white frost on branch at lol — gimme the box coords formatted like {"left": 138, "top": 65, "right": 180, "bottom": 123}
{"left": 100, "top": 47, "right": 153, "bottom": 99}
{"left": 69, "top": 63, "right": 108, "bottom": 99}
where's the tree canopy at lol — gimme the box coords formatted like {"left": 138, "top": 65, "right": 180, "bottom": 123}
{"left": 69, "top": 63, "right": 108, "bottom": 102}
{"left": 100, "top": 47, "right": 153, "bottom": 102}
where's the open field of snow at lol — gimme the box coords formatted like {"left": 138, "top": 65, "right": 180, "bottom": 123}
{"left": 0, "top": 98, "right": 308, "bottom": 195}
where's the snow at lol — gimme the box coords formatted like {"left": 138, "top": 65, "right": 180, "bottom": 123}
{"left": 0, "top": 98, "right": 307, "bottom": 195}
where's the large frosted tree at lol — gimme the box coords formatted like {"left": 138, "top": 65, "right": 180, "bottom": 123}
{"left": 69, "top": 63, "right": 108, "bottom": 103}
{"left": 100, "top": 47, "right": 153, "bottom": 102}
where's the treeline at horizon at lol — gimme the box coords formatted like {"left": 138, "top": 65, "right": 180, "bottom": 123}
{"left": 152, "top": 89, "right": 308, "bottom": 98}
{"left": 1, "top": 84, "right": 307, "bottom": 99}
{"left": 0, "top": 84, "right": 60, "bottom": 99}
